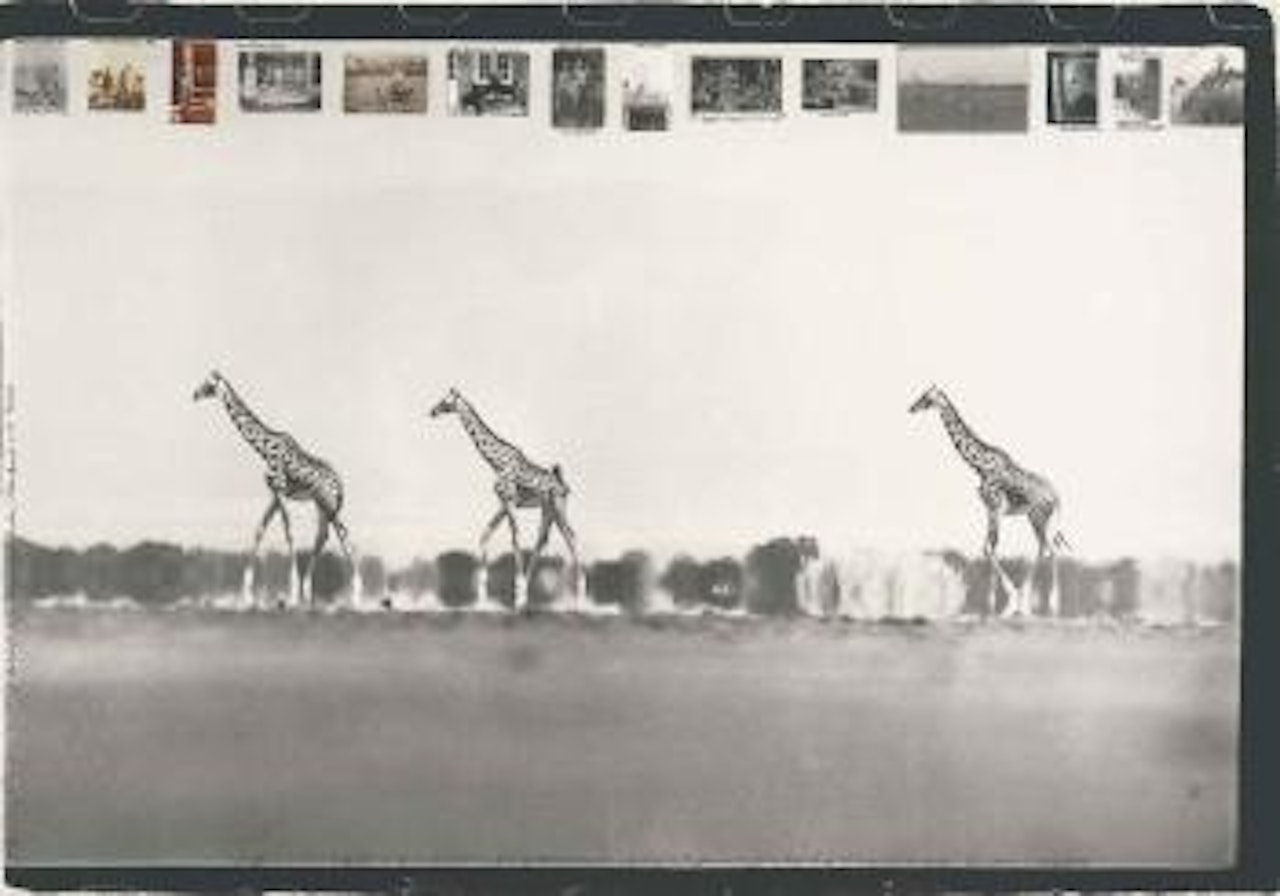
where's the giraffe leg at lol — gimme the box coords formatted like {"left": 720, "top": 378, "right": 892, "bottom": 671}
{"left": 984, "top": 511, "right": 1019, "bottom": 618}
{"left": 477, "top": 506, "right": 508, "bottom": 606}
{"left": 244, "top": 497, "right": 282, "bottom": 609}
{"left": 278, "top": 500, "right": 299, "bottom": 610}
{"left": 331, "top": 517, "right": 362, "bottom": 609}
{"left": 1031, "top": 512, "right": 1061, "bottom": 618}
{"left": 528, "top": 509, "right": 554, "bottom": 606}
{"left": 503, "top": 510, "right": 526, "bottom": 610}
{"left": 304, "top": 515, "right": 330, "bottom": 610}
{"left": 554, "top": 504, "right": 584, "bottom": 605}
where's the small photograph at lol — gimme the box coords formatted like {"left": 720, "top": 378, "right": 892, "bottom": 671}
{"left": 1047, "top": 49, "right": 1098, "bottom": 126}
{"left": 447, "top": 49, "right": 530, "bottom": 117}
{"left": 552, "top": 47, "right": 606, "bottom": 130}
{"left": 344, "top": 53, "right": 428, "bottom": 115}
{"left": 12, "top": 40, "right": 67, "bottom": 114}
{"left": 88, "top": 42, "right": 149, "bottom": 112}
{"left": 1169, "top": 47, "right": 1244, "bottom": 126}
{"left": 1113, "top": 49, "right": 1162, "bottom": 126}
{"left": 691, "top": 57, "right": 783, "bottom": 117}
{"left": 802, "top": 59, "right": 879, "bottom": 114}
{"left": 171, "top": 40, "right": 217, "bottom": 125}
{"left": 897, "top": 47, "right": 1029, "bottom": 133}
{"left": 619, "top": 47, "right": 672, "bottom": 132}
{"left": 238, "top": 50, "right": 322, "bottom": 113}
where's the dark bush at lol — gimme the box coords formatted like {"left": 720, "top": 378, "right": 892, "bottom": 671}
{"left": 436, "top": 550, "right": 479, "bottom": 608}
{"left": 118, "top": 541, "right": 186, "bottom": 606}
{"left": 588, "top": 552, "right": 653, "bottom": 613}
{"left": 700, "top": 557, "right": 743, "bottom": 610}
{"left": 744, "top": 537, "right": 811, "bottom": 616}
{"left": 660, "top": 555, "right": 702, "bottom": 608}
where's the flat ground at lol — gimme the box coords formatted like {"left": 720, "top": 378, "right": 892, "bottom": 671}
{"left": 7, "top": 610, "right": 1237, "bottom": 866}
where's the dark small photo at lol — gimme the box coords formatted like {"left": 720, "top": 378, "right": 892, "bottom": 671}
{"left": 691, "top": 57, "right": 783, "bottom": 117}
{"left": 238, "top": 50, "right": 322, "bottom": 113}
{"left": 898, "top": 47, "right": 1029, "bottom": 133}
{"left": 802, "top": 59, "right": 878, "bottom": 114}
{"left": 1170, "top": 48, "right": 1244, "bottom": 126}
{"left": 448, "top": 49, "right": 530, "bottom": 117}
{"left": 1047, "top": 50, "right": 1098, "bottom": 126}
{"left": 1114, "top": 50, "right": 1162, "bottom": 126}
{"left": 171, "top": 40, "right": 218, "bottom": 125}
{"left": 552, "top": 48, "right": 606, "bottom": 130}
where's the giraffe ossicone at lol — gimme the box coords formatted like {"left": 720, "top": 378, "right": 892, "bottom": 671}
{"left": 194, "top": 370, "right": 363, "bottom": 610}
{"left": 910, "top": 385, "right": 1068, "bottom": 619}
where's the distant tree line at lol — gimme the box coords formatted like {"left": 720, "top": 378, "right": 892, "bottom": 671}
{"left": 6, "top": 535, "right": 1237, "bottom": 622}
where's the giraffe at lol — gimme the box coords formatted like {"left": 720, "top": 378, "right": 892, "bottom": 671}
{"left": 909, "top": 385, "right": 1069, "bottom": 618}
{"left": 429, "top": 388, "right": 581, "bottom": 610}
{"left": 193, "top": 370, "right": 363, "bottom": 609}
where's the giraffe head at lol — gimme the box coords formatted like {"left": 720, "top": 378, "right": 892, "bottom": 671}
{"left": 429, "top": 387, "right": 463, "bottom": 419}
{"left": 909, "top": 385, "right": 947, "bottom": 414}
{"left": 193, "top": 370, "right": 224, "bottom": 402}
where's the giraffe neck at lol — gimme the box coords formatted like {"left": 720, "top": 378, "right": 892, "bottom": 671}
{"left": 455, "top": 397, "right": 515, "bottom": 470}
{"left": 936, "top": 397, "right": 990, "bottom": 473}
{"left": 216, "top": 379, "right": 278, "bottom": 461}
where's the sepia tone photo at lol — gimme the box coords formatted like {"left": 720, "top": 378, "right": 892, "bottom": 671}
{"left": 619, "top": 46, "right": 673, "bottom": 132}
{"left": 12, "top": 40, "right": 67, "bottom": 114}
{"left": 2, "top": 36, "right": 1248, "bottom": 874}
{"left": 171, "top": 40, "right": 217, "bottom": 125}
{"left": 1170, "top": 47, "right": 1245, "bottom": 126}
{"left": 88, "top": 41, "right": 149, "bottom": 112}
{"left": 1047, "top": 49, "right": 1098, "bottom": 126}
{"left": 1114, "top": 48, "right": 1163, "bottom": 126}
{"left": 344, "top": 53, "right": 428, "bottom": 115}
{"left": 802, "top": 59, "right": 879, "bottom": 114}
{"left": 898, "top": 46, "right": 1029, "bottom": 132}
{"left": 238, "top": 49, "right": 322, "bottom": 113}
{"left": 552, "top": 47, "right": 606, "bottom": 130}
{"left": 447, "top": 48, "right": 530, "bottom": 117}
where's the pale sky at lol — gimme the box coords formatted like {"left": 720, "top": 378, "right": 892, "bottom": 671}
{"left": 897, "top": 47, "right": 1028, "bottom": 85}
{"left": 4, "top": 41, "right": 1244, "bottom": 565}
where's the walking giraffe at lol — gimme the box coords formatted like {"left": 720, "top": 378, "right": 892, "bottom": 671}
{"left": 430, "top": 388, "right": 582, "bottom": 610}
{"left": 909, "top": 385, "right": 1069, "bottom": 617}
{"left": 193, "top": 371, "right": 363, "bottom": 609}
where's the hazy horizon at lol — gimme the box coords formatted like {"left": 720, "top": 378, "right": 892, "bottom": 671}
{"left": 5, "top": 42, "right": 1245, "bottom": 568}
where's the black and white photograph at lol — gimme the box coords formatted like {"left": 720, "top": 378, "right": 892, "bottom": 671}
{"left": 1047, "top": 49, "right": 1098, "bottom": 126}
{"left": 619, "top": 46, "right": 673, "bottom": 132}
{"left": 1114, "top": 48, "right": 1163, "bottom": 126}
{"left": 12, "top": 40, "right": 67, "bottom": 114}
{"left": 447, "top": 48, "right": 530, "bottom": 117}
{"left": 238, "top": 49, "right": 322, "bottom": 113}
{"left": 552, "top": 47, "right": 606, "bottom": 130}
{"left": 88, "top": 41, "right": 149, "bottom": 112}
{"left": 2, "top": 35, "right": 1248, "bottom": 873}
{"left": 802, "top": 59, "right": 879, "bottom": 114}
{"left": 690, "top": 56, "right": 783, "bottom": 117}
{"left": 344, "top": 53, "right": 428, "bottom": 115}
{"left": 898, "top": 46, "right": 1029, "bottom": 132}
{"left": 1169, "top": 47, "right": 1245, "bottom": 126}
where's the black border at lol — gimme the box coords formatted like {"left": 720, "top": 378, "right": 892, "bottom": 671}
{"left": 2, "top": 4, "right": 1276, "bottom": 891}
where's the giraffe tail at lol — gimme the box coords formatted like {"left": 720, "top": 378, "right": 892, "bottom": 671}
{"left": 552, "top": 464, "right": 570, "bottom": 494}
